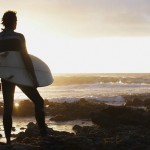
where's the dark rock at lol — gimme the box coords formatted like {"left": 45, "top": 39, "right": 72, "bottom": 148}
{"left": 11, "top": 134, "right": 18, "bottom": 138}
{"left": 144, "top": 98, "right": 150, "bottom": 106}
{"left": 0, "top": 145, "right": 12, "bottom": 150}
{"left": 0, "top": 104, "right": 147, "bottom": 150}
{"left": 12, "top": 127, "right": 16, "bottom": 132}
{"left": 91, "top": 106, "right": 150, "bottom": 127}
{"left": 11, "top": 144, "right": 34, "bottom": 150}
{"left": 20, "top": 127, "right": 26, "bottom": 130}
{"left": 15, "top": 132, "right": 26, "bottom": 141}
{"left": 26, "top": 122, "right": 35, "bottom": 129}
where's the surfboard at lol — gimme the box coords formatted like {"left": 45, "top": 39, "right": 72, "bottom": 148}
{"left": 0, "top": 51, "right": 53, "bottom": 87}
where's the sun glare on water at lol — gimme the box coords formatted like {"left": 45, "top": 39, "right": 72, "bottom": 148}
{"left": 14, "top": 102, "right": 20, "bottom": 108}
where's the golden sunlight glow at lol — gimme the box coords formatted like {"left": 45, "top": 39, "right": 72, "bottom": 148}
{"left": 19, "top": 34, "right": 150, "bottom": 73}
{"left": 1, "top": 0, "right": 150, "bottom": 73}
{"left": 14, "top": 102, "right": 20, "bottom": 108}
{"left": 4, "top": 15, "right": 150, "bottom": 73}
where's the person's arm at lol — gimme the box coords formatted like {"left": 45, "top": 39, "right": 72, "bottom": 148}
{"left": 20, "top": 35, "right": 39, "bottom": 87}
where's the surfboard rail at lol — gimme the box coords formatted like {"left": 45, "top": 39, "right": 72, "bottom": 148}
{"left": 0, "top": 51, "right": 53, "bottom": 87}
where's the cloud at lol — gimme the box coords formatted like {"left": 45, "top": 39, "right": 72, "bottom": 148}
{"left": 1, "top": 0, "right": 150, "bottom": 37}
{"left": 38, "top": 0, "right": 150, "bottom": 37}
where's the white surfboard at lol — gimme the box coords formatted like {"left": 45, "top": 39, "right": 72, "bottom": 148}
{"left": 0, "top": 51, "right": 53, "bottom": 87}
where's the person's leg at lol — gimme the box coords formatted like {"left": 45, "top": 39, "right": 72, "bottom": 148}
{"left": 1, "top": 79, "right": 15, "bottom": 144}
{"left": 18, "top": 85, "right": 47, "bottom": 135}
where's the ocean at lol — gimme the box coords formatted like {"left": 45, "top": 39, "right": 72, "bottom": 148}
{"left": 0, "top": 73, "right": 149, "bottom": 105}
{"left": 0, "top": 73, "right": 150, "bottom": 142}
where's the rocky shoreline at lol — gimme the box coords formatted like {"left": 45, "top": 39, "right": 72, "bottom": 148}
{"left": 0, "top": 121, "right": 149, "bottom": 150}
{"left": 0, "top": 98, "right": 150, "bottom": 149}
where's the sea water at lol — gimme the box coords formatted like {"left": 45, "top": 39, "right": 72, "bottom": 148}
{"left": 0, "top": 116, "right": 93, "bottom": 143}
{"left": 0, "top": 73, "right": 150, "bottom": 142}
{"left": 1, "top": 73, "right": 149, "bottom": 105}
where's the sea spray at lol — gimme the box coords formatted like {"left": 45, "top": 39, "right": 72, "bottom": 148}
{"left": 0, "top": 73, "right": 150, "bottom": 105}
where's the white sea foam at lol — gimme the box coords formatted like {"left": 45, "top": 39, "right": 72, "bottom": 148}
{"left": 0, "top": 74, "right": 150, "bottom": 104}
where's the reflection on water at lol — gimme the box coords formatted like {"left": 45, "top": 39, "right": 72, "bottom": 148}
{"left": 0, "top": 116, "right": 93, "bottom": 143}
{"left": 49, "top": 119, "right": 93, "bottom": 133}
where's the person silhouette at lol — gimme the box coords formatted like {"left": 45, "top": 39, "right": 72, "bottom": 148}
{"left": 0, "top": 11, "right": 47, "bottom": 144}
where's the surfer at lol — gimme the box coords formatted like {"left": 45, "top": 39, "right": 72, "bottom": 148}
{"left": 0, "top": 11, "right": 47, "bottom": 144}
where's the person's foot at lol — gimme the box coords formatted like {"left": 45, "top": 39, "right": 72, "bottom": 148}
{"left": 40, "top": 128, "right": 47, "bottom": 137}
{"left": 6, "top": 138, "right": 11, "bottom": 144}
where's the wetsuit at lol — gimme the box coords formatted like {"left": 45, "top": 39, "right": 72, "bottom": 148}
{"left": 0, "top": 29, "right": 47, "bottom": 140}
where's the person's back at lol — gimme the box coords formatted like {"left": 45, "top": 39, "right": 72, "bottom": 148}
{"left": 0, "top": 29, "right": 25, "bottom": 52}
{"left": 0, "top": 11, "right": 47, "bottom": 144}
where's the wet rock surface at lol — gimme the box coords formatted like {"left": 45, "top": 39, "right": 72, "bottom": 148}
{"left": 91, "top": 106, "right": 150, "bottom": 127}
{"left": 10, "top": 122, "right": 150, "bottom": 150}
{"left": 1, "top": 105, "right": 150, "bottom": 149}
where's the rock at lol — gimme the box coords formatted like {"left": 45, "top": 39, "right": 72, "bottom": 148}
{"left": 26, "top": 122, "right": 35, "bottom": 129}
{"left": 91, "top": 106, "right": 150, "bottom": 127}
{"left": 144, "top": 98, "right": 150, "bottom": 106}
{"left": 11, "top": 134, "right": 18, "bottom": 138}
{"left": 20, "top": 127, "right": 26, "bottom": 130}
{"left": 12, "top": 127, "right": 16, "bottom": 132}
{"left": 0, "top": 145, "right": 12, "bottom": 150}
{"left": 73, "top": 125, "right": 102, "bottom": 137}
{"left": 15, "top": 132, "right": 26, "bottom": 141}
{"left": 24, "top": 122, "right": 40, "bottom": 137}
{"left": 3, "top": 105, "right": 149, "bottom": 150}
{"left": 11, "top": 144, "right": 33, "bottom": 150}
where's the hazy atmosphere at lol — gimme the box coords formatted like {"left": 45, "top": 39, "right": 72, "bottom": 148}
{"left": 1, "top": 1, "right": 150, "bottom": 148}
{"left": 1, "top": 0, "right": 150, "bottom": 73}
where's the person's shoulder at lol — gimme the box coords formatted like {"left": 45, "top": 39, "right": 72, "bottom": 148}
{"left": 13, "top": 31, "right": 25, "bottom": 41}
{"left": 14, "top": 32, "right": 25, "bottom": 39}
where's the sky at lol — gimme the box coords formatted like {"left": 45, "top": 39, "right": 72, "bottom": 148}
{"left": 1, "top": 0, "right": 150, "bottom": 73}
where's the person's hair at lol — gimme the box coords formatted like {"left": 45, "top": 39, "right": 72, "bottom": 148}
{"left": 1, "top": 11, "right": 17, "bottom": 28}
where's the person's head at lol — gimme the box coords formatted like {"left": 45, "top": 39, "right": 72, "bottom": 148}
{"left": 1, "top": 11, "right": 17, "bottom": 30}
